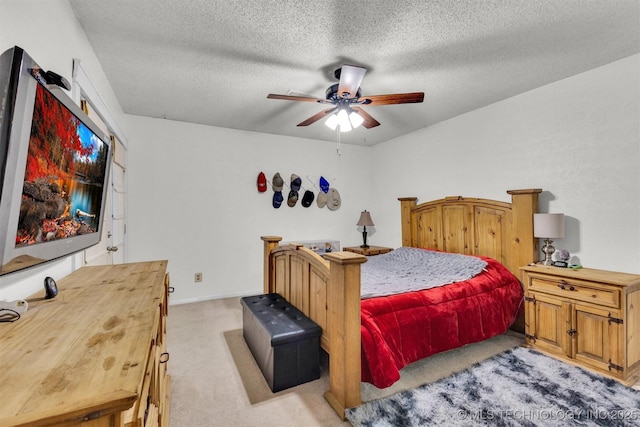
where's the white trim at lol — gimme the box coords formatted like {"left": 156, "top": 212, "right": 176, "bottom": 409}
{"left": 169, "top": 289, "right": 262, "bottom": 306}
{"left": 70, "top": 59, "right": 129, "bottom": 266}
{"left": 71, "top": 59, "right": 128, "bottom": 150}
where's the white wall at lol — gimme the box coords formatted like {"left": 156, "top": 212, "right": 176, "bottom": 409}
{"left": 0, "top": 0, "right": 128, "bottom": 299}
{"left": 2, "top": 1, "right": 638, "bottom": 304}
{"left": 371, "top": 54, "right": 640, "bottom": 274}
{"left": 126, "top": 116, "right": 372, "bottom": 303}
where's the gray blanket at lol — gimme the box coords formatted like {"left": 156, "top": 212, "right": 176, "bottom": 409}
{"left": 360, "top": 247, "right": 488, "bottom": 299}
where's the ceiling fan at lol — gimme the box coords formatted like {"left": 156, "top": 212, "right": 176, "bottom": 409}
{"left": 267, "top": 65, "right": 424, "bottom": 131}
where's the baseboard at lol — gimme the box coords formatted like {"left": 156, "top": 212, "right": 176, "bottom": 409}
{"left": 169, "top": 290, "right": 261, "bottom": 306}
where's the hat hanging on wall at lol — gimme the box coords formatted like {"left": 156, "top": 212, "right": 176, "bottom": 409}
{"left": 327, "top": 188, "right": 341, "bottom": 211}
{"left": 319, "top": 176, "right": 330, "bottom": 193}
{"left": 317, "top": 190, "right": 328, "bottom": 208}
{"left": 272, "top": 172, "right": 284, "bottom": 208}
{"left": 266, "top": 173, "right": 339, "bottom": 210}
{"left": 257, "top": 172, "right": 267, "bottom": 193}
{"left": 287, "top": 189, "right": 299, "bottom": 207}
{"left": 290, "top": 174, "right": 302, "bottom": 191}
{"left": 287, "top": 174, "right": 301, "bottom": 207}
{"left": 272, "top": 172, "right": 283, "bottom": 191}
{"left": 301, "top": 190, "right": 314, "bottom": 207}
{"left": 272, "top": 191, "right": 283, "bottom": 208}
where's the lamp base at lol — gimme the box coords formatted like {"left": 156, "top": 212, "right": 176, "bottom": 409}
{"left": 361, "top": 228, "right": 369, "bottom": 249}
{"left": 538, "top": 239, "right": 556, "bottom": 266}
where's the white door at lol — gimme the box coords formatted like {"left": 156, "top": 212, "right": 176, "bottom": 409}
{"left": 108, "top": 135, "right": 127, "bottom": 264}
{"left": 81, "top": 101, "right": 127, "bottom": 266}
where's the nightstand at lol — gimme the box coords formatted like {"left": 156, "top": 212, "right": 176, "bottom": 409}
{"left": 521, "top": 264, "right": 640, "bottom": 385}
{"left": 343, "top": 246, "right": 393, "bottom": 256}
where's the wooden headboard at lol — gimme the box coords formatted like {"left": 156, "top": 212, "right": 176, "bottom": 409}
{"left": 399, "top": 189, "right": 542, "bottom": 278}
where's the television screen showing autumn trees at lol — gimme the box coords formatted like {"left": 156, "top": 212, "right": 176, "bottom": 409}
{"left": 17, "top": 84, "right": 109, "bottom": 247}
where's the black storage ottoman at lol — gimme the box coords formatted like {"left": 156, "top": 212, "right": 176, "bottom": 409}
{"left": 241, "top": 293, "right": 321, "bottom": 392}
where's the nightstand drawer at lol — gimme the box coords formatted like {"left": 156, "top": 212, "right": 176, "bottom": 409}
{"left": 527, "top": 275, "right": 620, "bottom": 309}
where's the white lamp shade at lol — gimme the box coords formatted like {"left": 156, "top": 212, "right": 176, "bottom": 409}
{"left": 533, "top": 213, "right": 565, "bottom": 239}
{"left": 349, "top": 111, "right": 364, "bottom": 128}
{"left": 325, "top": 113, "right": 338, "bottom": 130}
{"left": 336, "top": 109, "right": 352, "bottom": 132}
{"left": 325, "top": 108, "right": 364, "bottom": 133}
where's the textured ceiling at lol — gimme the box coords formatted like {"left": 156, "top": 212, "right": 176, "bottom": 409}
{"left": 68, "top": 0, "right": 640, "bottom": 146}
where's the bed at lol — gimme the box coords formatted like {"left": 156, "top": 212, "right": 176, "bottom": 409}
{"left": 261, "top": 188, "right": 541, "bottom": 419}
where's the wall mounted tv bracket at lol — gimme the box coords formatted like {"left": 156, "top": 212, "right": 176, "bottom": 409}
{"left": 29, "top": 66, "right": 71, "bottom": 90}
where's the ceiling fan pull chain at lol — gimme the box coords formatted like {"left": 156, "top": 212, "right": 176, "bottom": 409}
{"left": 336, "top": 126, "right": 341, "bottom": 156}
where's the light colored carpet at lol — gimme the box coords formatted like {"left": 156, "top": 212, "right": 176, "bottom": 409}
{"left": 167, "top": 297, "right": 524, "bottom": 426}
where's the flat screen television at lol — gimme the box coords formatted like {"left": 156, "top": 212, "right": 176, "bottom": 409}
{"left": 0, "top": 46, "right": 111, "bottom": 275}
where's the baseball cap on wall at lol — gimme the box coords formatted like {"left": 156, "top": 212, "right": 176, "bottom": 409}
{"left": 301, "top": 190, "right": 314, "bottom": 207}
{"left": 257, "top": 172, "right": 267, "bottom": 193}
{"left": 327, "top": 188, "right": 341, "bottom": 211}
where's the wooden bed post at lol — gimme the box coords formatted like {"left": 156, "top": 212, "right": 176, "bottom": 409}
{"left": 507, "top": 189, "right": 542, "bottom": 271}
{"left": 322, "top": 251, "right": 367, "bottom": 420}
{"left": 398, "top": 197, "right": 418, "bottom": 247}
{"left": 261, "top": 236, "right": 282, "bottom": 294}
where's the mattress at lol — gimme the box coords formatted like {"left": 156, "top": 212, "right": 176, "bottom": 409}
{"left": 359, "top": 251, "right": 523, "bottom": 388}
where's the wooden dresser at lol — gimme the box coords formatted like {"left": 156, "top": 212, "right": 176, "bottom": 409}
{"left": 0, "top": 261, "right": 171, "bottom": 427}
{"left": 521, "top": 264, "right": 640, "bottom": 385}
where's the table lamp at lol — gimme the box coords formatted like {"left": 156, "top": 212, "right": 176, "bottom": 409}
{"left": 356, "top": 210, "right": 375, "bottom": 248}
{"left": 533, "top": 213, "right": 565, "bottom": 265}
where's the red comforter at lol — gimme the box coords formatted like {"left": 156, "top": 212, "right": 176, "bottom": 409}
{"left": 360, "top": 254, "right": 523, "bottom": 388}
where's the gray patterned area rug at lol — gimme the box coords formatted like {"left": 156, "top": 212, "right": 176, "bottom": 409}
{"left": 346, "top": 347, "right": 640, "bottom": 426}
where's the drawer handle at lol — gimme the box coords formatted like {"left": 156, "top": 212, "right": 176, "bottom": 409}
{"left": 168, "top": 287, "right": 175, "bottom": 293}
{"left": 558, "top": 281, "right": 575, "bottom": 291}
{"left": 160, "top": 352, "right": 170, "bottom": 363}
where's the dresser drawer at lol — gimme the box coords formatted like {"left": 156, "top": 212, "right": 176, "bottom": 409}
{"left": 527, "top": 275, "right": 620, "bottom": 308}
{"left": 123, "top": 343, "right": 156, "bottom": 427}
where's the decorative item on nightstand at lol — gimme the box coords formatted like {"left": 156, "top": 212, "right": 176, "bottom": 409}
{"left": 533, "top": 213, "right": 565, "bottom": 266}
{"left": 356, "top": 210, "right": 375, "bottom": 248}
{"left": 554, "top": 249, "right": 570, "bottom": 268}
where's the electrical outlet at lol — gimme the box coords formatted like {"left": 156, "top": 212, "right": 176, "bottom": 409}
{"left": 194, "top": 272, "right": 202, "bottom": 283}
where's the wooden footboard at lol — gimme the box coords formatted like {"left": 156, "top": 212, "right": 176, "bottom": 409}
{"left": 261, "top": 236, "right": 366, "bottom": 419}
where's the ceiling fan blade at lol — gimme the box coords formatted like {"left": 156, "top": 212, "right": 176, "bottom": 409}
{"left": 337, "top": 65, "right": 367, "bottom": 99}
{"left": 297, "top": 107, "right": 338, "bottom": 127}
{"left": 351, "top": 107, "right": 380, "bottom": 129}
{"left": 361, "top": 92, "right": 425, "bottom": 106}
{"left": 267, "top": 94, "right": 328, "bottom": 103}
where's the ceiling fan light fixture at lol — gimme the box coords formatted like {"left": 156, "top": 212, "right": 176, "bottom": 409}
{"left": 336, "top": 109, "right": 352, "bottom": 132}
{"left": 349, "top": 110, "right": 364, "bottom": 129}
{"left": 269, "top": 64, "right": 424, "bottom": 133}
{"left": 325, "top": 113, "right": 339, "bottom": 130}
{"left": 324, "top": 107, "right": 363, "bottom": 133}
